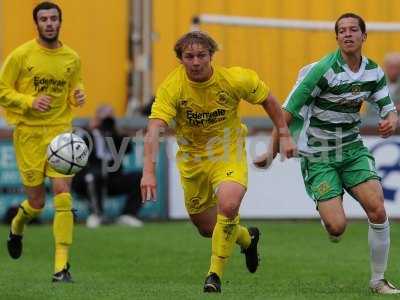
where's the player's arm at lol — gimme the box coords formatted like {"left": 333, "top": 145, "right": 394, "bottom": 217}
{"left": 254, "top": 62, "right": 326, "bottom": 168}
{"left": 369, "top": 67, "right": 398, "bottom": 138}
{"left": 237, "top": 67, "right": 295, "bottom": 167}
{"left": 378, "top": 110, "right": 398, "bottom": 138}
{"left": 141, "top": 118, "right": 168, "bottom": 202}
{"left": 0, "top": 53, "right": 52, "bottom": 113}
{"left": 0, "top": 54, "right": 35, "bottom": 114}
{"left": 254, "top": 107, "right": 294, "bottom": 168}
{"left": 260, "top": 93, "right": 296, "bottom": 159}
{"left": 140, "top": 84, "right": 177, "bottom": 202}
{"left": 253, "top": 88, "right": 306, "bottom": 169}
{"left": 68, "top": 58, "right": 86, "bottom": 107}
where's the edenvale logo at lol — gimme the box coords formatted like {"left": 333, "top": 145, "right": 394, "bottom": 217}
{"left": 186, "top": 109, "right": 226, "bottom": 127}
{"left": 33, "top": 76, "right": 67, "bottom": 93}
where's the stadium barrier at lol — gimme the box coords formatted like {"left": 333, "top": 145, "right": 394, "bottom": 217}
{"left": 0, "top": 118, "right": 398, "bottom": 221}
{"left": 168, "top": 135, "right": 400, "bottom": 219}
{"left": 0, "top": 138, "right": 168, "bottom": 222}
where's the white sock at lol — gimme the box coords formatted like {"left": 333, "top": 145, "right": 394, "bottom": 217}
{"left": 368, "top": 218, "right": 390, "bottom": 284}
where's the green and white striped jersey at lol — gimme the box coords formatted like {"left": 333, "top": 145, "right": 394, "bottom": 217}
{"left": 283, "top": 49, "right": 396, "bottom": 156}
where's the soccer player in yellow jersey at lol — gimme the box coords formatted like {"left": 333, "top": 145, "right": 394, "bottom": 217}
{"left": 0, "top": 2, "right": 85, "bottom": 282}
{"left": 141, "top": 31, "right": 296, "bottom": 292}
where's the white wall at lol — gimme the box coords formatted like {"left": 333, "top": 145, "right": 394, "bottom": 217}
{"left": 168, "top": 135, "right": 400, "bottom": 219}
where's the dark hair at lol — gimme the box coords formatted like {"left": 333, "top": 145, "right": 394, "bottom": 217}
{"left": 174, "top": 31, "right": 219, "bottom": 59}
{"left": 335, "top": 13, "right": 366, "bottom": 34}
{"left": 33, "top": 1, "right": 62, "bottom": 24}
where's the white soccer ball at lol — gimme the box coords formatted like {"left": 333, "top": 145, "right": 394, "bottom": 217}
{"left": 47, "top": 133, "right": 89, "bottom": 175}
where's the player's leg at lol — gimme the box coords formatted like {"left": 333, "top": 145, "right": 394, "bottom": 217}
{"left": 9, "top": 125, "right": 47, "bottom": 259}
{"left": 350, "top": 180, "right": 399, "bottom": 294}
{"left": 12, "top": 185, "right": 46, "bottom": 235}
{"left": 44, "top": 125, "right": 75, "bottom": 282}
{"left": 189, "top": 205, "right": 217, "bottom": 237}
{"left": 179, "top": 148, "right": 254, "bottom": 292}
{"left": 301, "top": 156, "right": 345, "bottom": 242}
{"left": 43, "top": 125, "right": 74, "bottom": 282}
{"left": 342, "top": 143, "right": 399, "bottom": 293}
{"left": 189, "top": 201, "right": 253, "bottom": 261}
{"left": 205, "top": 142, "right": 261, "bottom": 292}
{"left": 179, "top": 161, "right": 223, "bottom": 292}
{"left": 8, "top": 184, "right": 46, "bottom": 259}
{"left": 317, "top": 197, "right": 346, "bottom": 242}
{"left": 190, "top": 199, "right": 252, "bottom": 242}
{"left": 51, "top": 177, "right": 74, "bottom": 283}
{"left": 207, "top": 181, "right": 246, "bottom": 277}
{"left": 203, "top": 179, "right": 259, "bottom": 293}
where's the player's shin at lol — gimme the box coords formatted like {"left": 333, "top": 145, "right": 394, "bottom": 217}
{"left": 53, "top": 193, "right": 74, "bottom": 273}
{"left": 11, "top": 200, "right": 43, "bottom": 235}
{"left": 208, "top": 214, "right": 239, "bottom": 278}
{"left": 236, "top": 224, "right": 251, "bottom": 249}
{"left": 368, "top": 218, "right": 390, "bottom": 284}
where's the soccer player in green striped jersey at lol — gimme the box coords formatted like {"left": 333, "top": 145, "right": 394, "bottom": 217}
{"left": 255, "top": 13, "right": 399, "bottom": 294}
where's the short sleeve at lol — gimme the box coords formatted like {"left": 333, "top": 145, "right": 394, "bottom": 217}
{"left": 149, "top": 86, "right": 177, "bottom": 125}
{"left": 368, "top": 66, "right": 396, "bottom": 118}
{"left": 237, "top": 68, "right": 269, "bottom": 104}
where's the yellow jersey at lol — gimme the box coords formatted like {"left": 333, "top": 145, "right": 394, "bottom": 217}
{"left": 150, "top": 65, "right": 269, "bottom": 156}
{"left": 0, "top": 39, "right": 84, "bottom": 126}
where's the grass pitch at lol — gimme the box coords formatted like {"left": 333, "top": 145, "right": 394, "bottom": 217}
{"left": 1, "top": 221, "right": 399, "bottom": 299}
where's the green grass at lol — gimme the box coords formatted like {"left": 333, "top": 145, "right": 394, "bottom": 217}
{"left": 1, "top": 221, "right": 399, "bottom": 299}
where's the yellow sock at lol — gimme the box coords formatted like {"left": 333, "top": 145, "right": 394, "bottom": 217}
{"left": 53, "top": 193, "right": 74, "bottom": 273}
{"left": 236, "top": 225, "right": 251, "bottom": 249}
{"left": 55, "top": 244, "right": 69, "bottom": 273}
{"left": 208, "top": 214, "right": 239, "bottom": 278}
{"left": 11, "top": 200, "right": 42, "bottom": 235}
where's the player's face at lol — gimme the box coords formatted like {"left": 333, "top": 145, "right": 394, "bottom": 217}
{"left": 180, "top": 43, "right": 213, "bottom": 82}
{"left": 36, "top": 9, "right": 61, "bottom": 43}
{"left": 336, "top": 17, "right": 366, "bottom": 55}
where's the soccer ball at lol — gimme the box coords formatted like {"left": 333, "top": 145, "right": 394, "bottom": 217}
{"left": 47, "top": 133, "right": 89, "bottom": 175}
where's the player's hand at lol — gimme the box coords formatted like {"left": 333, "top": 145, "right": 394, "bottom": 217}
{"left": 253, "top": 151, "right": 276, "bottom": 169}
{"left": 253, "top": 129, "right": 279, "bottom": 169}
{"left": 378, "top": 112, "right": 398, "bottom": 138}
{"left": 140, "top": 172, "right": 157, "bottom": 202}
{"left": 74, "top": 89, "right": 86, "bottom": 107}
{"left": 32, "top": 95, "right": 52, "bottom": 112}
{"left": 279, "top": 135, "right": 297, "bottom": 160}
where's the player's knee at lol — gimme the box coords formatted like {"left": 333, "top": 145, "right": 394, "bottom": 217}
{"left": 53, "top": 186, "right": 70, "bottom": 195}
{"left": 325, "top": 221, "right": 346, "bottom": 237}
{"left": 218, "top": 201, "right": 239, "bottom": 219}
{"left": 53, "top": 181, "right": 71, "bottom": 195}
{"left": 27, "top": 191, "right": 46, "bottom": 209}
{"left": 367, "top": 205, "right": 386, "bottom": 224}
{"left": 28, "top": 199, "right": 45, "bottom": 210}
